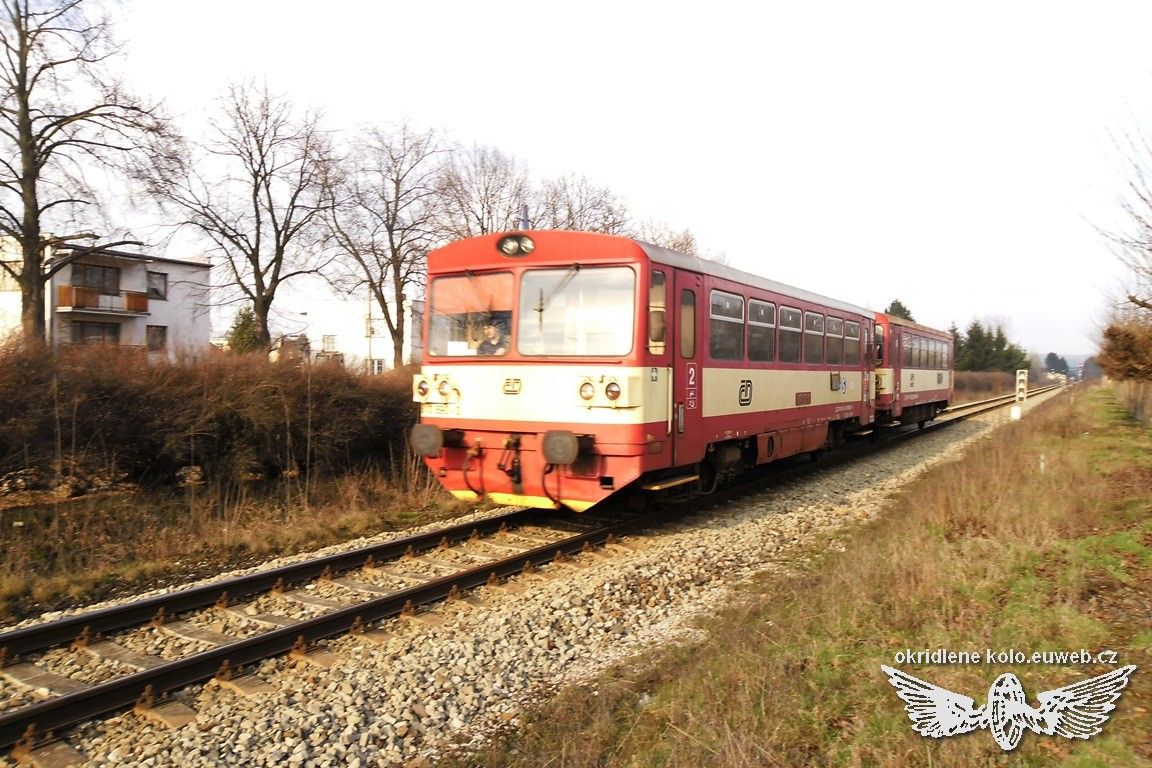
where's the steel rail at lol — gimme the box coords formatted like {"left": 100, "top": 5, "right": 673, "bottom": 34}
{"left": 0, "top": 385, "right": 1059, "bottom": 662}
{"left": 0, "top": 513, "right": 648, "bottom": 750}
{"left": 0, "top": 507, "right": 548, "bottom": 659}
{"left": 0, "top": 383, "right": 1065, "bottom": 751}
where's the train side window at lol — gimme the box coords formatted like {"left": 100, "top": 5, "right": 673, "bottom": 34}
{"left": 901, "top": 333, "right": 912, "bottom": 367}
{"left": 845, "top": 321, "right": 861, "bottom": 365}
{"left": 825, "top": 317, "right": 844, "bottom": 365}
{"left": 709, "top": 290, "right": 744, "bottom": 360}
{"left": 874, "top": 323, "right": 884, "bottom": 364}
{"left": 748, "top": 299, "right": 775, "bottom": 362}
{"left": 648, "top": 271, "right": 666, "bottom": 355}
{"left": 778, "top": 307, "right": 802, "bottom": 363}
{"left": 803, "top": 312, "right": 824, "bottom": 364}
{"left": 680, "top": 289, "right": 696, "bottom": 358}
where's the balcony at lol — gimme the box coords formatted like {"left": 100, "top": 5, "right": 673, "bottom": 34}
{"left": 56, "top": 285, "right": 149, "bottom": 315}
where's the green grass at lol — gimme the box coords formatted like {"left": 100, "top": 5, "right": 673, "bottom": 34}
{"left": 453, "top": 386, "right": 1152, "bottom": 768}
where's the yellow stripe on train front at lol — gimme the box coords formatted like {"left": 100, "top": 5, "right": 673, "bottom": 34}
{"left": 486, "top": 492, "right": 597, "bottom": 512}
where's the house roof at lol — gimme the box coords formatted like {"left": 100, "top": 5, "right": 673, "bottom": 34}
{"left": 53, "top": 244, "right": 211, "bottom": 269}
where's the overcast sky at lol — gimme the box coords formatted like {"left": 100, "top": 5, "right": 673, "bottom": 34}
{"left": 117, "top": 1, "right": 1152, "bottom": 356}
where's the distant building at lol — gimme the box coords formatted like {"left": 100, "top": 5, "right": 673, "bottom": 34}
{"left": 268, "top": 334, "right": 311, "bottom": 363}
{"left": 270, "top": 276, "right": 423, "bottom": 372}
{"left": 0, "top": 239, "right": 211, "bottom": 359}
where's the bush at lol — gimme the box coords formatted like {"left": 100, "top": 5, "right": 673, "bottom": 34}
{"left": 0, "top": 341, "right": 417, "bottom": 484}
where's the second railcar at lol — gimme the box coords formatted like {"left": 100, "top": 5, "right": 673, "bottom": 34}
{"left": 873, "top": 312, "right": 954, "bottom": 426}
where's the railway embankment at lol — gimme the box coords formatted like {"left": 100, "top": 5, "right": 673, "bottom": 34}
{"left": 450, "top": 386, "right": 1150, "bottom": 768}
{"left": 4, "top": 387, "right": 1120, "bottom": 765}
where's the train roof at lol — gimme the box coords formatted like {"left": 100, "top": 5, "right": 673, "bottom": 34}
{"left": 430, "top": 231, "right": 876, "bottom": 319}
{"left": 876, "top": 312, "right": 954, "bottom": 338}
{"left": 637, "top": 241, "right": 874, "bottom": 319}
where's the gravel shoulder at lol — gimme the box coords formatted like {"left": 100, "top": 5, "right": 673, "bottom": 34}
{"left": 1, "top": 394, "right": 1062, "bottom": 767}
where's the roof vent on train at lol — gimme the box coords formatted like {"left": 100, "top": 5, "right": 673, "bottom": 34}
{"left": 497, "top": 234, "right": 535, "bottom": 256}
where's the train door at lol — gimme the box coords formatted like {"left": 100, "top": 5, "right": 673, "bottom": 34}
{"left": 891, "top": 326, "right": 902, "bottom": 413}
{"left": 862, "top": 321, "right": 874, "bottom": 421}
{"left": 672, "top": 272, "right": 704, "bottom": 465}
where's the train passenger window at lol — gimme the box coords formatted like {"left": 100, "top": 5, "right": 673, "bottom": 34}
{"left": 748, "top": 300, "right": 775, "bottom": 362}
{"left": 845, "top": 322, "right": 861, "bottom": 365}
{"left": 874, "top": 323, "right": 884, "bottom": 364}
{"left": 901, "top": 334, "right": 912, "bottom": 367}
{"left": 709, "top": 290, "right": 744, "bottom": 360}
{"left": 825, "top": 317, "right": 844, "bottom": 365}
{"left": 778, "top": 307, "right": 802, "bottom": 363}
{"left": 648, "top": 271, "right": 666, "bottom": 355}
{"left": 803, "top": 312, "right": 824, "bottom": 364}
{"left": 680, "top": 289, "right": 696, "bottom": 358}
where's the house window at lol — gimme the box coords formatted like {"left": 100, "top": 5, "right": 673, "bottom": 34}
{"left": 147, "top": 271, "right": 168, "bottom": 300}
{"left": 146, "top": 325, "right": 167, "bottom": 351}
{"left": 72, "top": 264, "right": 120, "bottom": 295}
{"left": 322, "top": 335, "right": 337, "bottom": 353}
{"left": 369, "top": 358, "right": 387, "bottom": 375}
{"left": 71, "top": 321, "right": 120, "bottom": 345}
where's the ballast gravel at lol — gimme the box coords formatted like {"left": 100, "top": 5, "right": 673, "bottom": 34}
{"left": 0, "top": 397, "right": 1057, "bottom": 767}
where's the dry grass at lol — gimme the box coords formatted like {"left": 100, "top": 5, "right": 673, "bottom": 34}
{"left": 0, "top": 455, "right": 467, "bottom": 620}
{"left": 457, "top": 387, "right": 1152, "bottom": 768}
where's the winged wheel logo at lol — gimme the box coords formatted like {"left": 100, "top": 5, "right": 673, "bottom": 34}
{"left": 881, "top": 664, "right": 1137, "bottom": 751}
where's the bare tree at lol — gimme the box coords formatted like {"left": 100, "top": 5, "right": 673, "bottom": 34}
{"left": 436, "top": 144, "right": 529, "bottom": 238}
{"left": 139, "top": 82, "right": 335, "bottom": 346}
{"left": 328, "top": 123, "right": 449, "bottom": 368}
{"left": 528, "top": 174, "right": 630, "bottom": 233}
{"left": 1106, "top": 128, "right": 1152, "bottom": 312}
{"left": 0, "top": 0, "right": 167, "bottom": 339}
{"left": 635, "top": 220, "right": 700, "bottom": 256}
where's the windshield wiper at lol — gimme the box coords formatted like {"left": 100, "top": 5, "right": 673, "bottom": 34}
{"left": 533, "top": 264, "right": 581, "bottom": 318}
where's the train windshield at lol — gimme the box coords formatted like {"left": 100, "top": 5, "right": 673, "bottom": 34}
{"left": 517, "top": 266, "right": 635, "bottom": 356}
{"left": 426, "top": 272, "right": 514, "bottom": 356}
{"left": 425, "top": 267, "right": 636, "bottom": 357}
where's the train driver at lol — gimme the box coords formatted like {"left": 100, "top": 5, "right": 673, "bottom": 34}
{"left": 477, "top": 319, "right": 508, "bottom": 356}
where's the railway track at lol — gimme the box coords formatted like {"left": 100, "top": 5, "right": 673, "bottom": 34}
{"left": 0, "top": 384, "right": 1062, "bottom": 760}
{"left": 0, "top": 508, "right": 657, "bottom": 754}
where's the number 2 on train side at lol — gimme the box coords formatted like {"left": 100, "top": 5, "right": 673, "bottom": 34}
{"left": 685, "top": 362, "right": 698, "bottom": 410}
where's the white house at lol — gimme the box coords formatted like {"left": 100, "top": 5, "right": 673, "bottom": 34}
{"left": 0, "top": 239, "right": 212, "bottom": 359}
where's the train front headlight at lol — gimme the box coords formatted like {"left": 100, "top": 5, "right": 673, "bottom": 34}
{"left": 415, "top": 378, "right": 430, "bottom": 398}
{"left": 605, "top": 382, "right": 621, "bottom": 401}
{"left": 542, "top": 430, "right": 579, "bottom": 465}
{"left": 579, "top": 381, "right": 595, "bottom": 401}
{"left": 497, "top": 234, "right": 535, "bottom": 256}
{"left": 437, "top": 379, "right": 452, "bottom": 397}
{"left": 410, "top": 424, "right": 444, "bottom": 457}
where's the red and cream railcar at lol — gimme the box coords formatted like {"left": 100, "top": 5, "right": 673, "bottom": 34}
{"left": 411, "top": 230, "right": 877, "bottom": 512}
{"left": 873, "top": 313, "right": 954, "bottom": 426}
